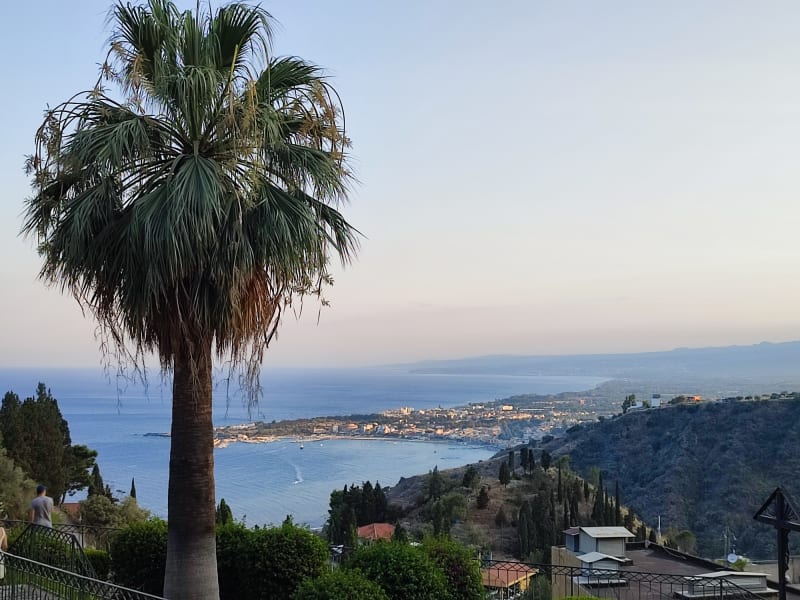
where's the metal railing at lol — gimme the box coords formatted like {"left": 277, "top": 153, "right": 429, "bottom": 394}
{"left": 8, "top": 526, "right": 96, "bottom": 579}
{"left": 480, "top": 560, "right": 771, "bottom": 600}
{"left": 1, "top": 522, "right": 120, "bottom": 554}
{"left": 0, "top": 552, "right": 165, "bottom": 600}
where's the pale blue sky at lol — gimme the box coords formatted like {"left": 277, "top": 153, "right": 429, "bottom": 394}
{"left": 2, "top": 1, "right": 800, "bottom": 368}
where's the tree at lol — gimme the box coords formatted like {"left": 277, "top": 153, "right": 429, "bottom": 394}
{"left": 392, "top": 523, "right": 409, "bottom": 544}
{"left": 23, "top": 2, "right": 357, "bottom": 598}
{"left": 421, "top": 536, "right": 484, "bottom": 600}
{"left": 425, "top": 466, "right": 446, "bottom": 501}
{"left": 216, "top": 499, "right": 233, "bottom": 526}
{"left": 347, "top": 542, "right": 448, "bottom": 600}
{"left": 622, "top": 394, "right": 636, "bottom": 414}
{"left": 508, "top": 450, "right": 515, "bottom": 472}
{"left": 540, "top": 450, "right": 551, "bottom": 471}
{"left": 0, "top": 446, "right": 37, "bottom": 519}
{"left": 130, "top": 478, "right": 137, "bottom": 500}
{"left": 2, "top": 384, "right": 94, "bottom": 502}
{"left": 292, "top": 569, "right": 389, "bottom": 600}
{"left": 461, "top": 465, "right": 480, "bottom": 489}
{"left": 520, "top": 448, "right": 529, "bottom": 473}
{"left": 499, "top": 462, "right": 511, "bottom": 486}
{"left": 476, "top": 486, "right": 490, "bottom": 509}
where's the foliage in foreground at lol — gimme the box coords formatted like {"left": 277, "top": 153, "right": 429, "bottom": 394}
{"left": 421, "top": 536, "right": 484, "bottom": 600}
{"left": 347, "top": 541, "right": 449, "bottom": 600}
{"left": 110, "top": 519, "right": 329, "bottom": 600}
{"left": 109, "top": 520, "right": 168, "bottom": 595}
{"left": 292, "top": 568, "right": 389, "bottom": 600}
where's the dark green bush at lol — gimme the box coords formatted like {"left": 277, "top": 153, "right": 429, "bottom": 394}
{"left": 85, "top": 548, "right": 111, "bottom": 581}
{"left": 240, "top": 522, "right": 329, "bottom": 599}
{"left": 109, "top": 519, "right": 167, "bottom": 595}
{"left": 216, "top": 522, "right": 252, "bottom": 600}
{"left": 421, "top": 536, "right": 483, "bottom": 599}
{"left": 291, "top": 568, "right": 389, "bottom": 600}
{"left": 347, "top": 542, "right": 448, "bottom": 600}
{"left": 109, "top": 519, "right": 328, "bottom": 599}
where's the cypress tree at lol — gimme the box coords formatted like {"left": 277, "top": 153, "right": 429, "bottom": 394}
{"left": 614, "top": 481, "right": 621, "bottom": 525}
{"left": 569, "top": 493, "right": 580, "bottom": 527}
{"left": 541, "top": 450, "right": 551, "bottom": 471}
{"left": 215, "top": 498, "right": 233, "bottom": 525}
{"left": 130, "top": 477, "right": 137, "bottom": 499}
{"left": 477, "top": 486, "right": 490, "bottom": 509}
{"left": 508, "top": 450, "right": 515, "bottom": 472}
{"left": 557, "top": 464, "right": 563, "bottom": 502}
{"left": 499, "top": 462, "right": 511, "bottom": 486}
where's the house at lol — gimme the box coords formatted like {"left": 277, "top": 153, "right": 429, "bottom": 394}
{"left": 481, "top": 561, "right": 538, "bottom": 599}
{"left": 578, "top": 551, "right": 627, "bottom": 576}
{"left": 676, "top": 570, "right": 777, "bottom": 599}
{"left": 356, "top": 522, "right": 395, "bottom": 543}
{"left": 563, "top": 526, "right": 634, "bottom": 558}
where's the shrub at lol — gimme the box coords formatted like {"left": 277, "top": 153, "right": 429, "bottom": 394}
{"left": 216, "top": 522, "right": 252, "bottom": 600}
{"left": 240, "top": 522, "right": 328, "bottom": 599}
{"left": 85, "top": 548, "right": 111, "bottom": 581}
{"left": 421, "top": 536, "right": 483, "bottom": 600}
{"left": 347, "top": 542, "right": 448, "bottom": 600}
{"left": 109, "top": 519, "right": 167, "bottom": 595}
{"left": 292, "top": 568, "right": 389, "bottom": 600}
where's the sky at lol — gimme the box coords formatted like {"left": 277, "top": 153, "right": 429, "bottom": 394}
{"left": 1, "top": 1, "right": 800, "bottom": 368}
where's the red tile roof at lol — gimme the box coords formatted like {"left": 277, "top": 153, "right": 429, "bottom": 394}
{"left": 357, "top": 522, "right": 395, "bottom": 541}
{"left": 481, "top": 562, "right": 538, "bottom": 589}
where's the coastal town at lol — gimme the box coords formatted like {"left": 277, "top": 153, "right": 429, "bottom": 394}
{"left": 212, "top": 391, "right": 613, "bottom": 449}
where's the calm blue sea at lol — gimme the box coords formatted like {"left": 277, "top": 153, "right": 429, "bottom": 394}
{"left": 0, "top": 367, "right": 605, "bottom": 527}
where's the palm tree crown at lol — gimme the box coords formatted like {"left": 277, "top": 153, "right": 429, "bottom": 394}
{"left": 25, "top": 0, "right": 358, "bottom": 390}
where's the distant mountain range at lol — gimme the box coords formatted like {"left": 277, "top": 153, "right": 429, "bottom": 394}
{"left": 545, "top": 398, "right": 800, "bottom": 560}
{"left": 400, "top": 341, "right": 800, "bottom": 381}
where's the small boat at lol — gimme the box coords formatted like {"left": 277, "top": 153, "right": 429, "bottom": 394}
{"left": 300, "top": 443, "right": 304, "bottom": 449}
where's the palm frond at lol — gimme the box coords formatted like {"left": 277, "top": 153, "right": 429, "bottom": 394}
{"left": 24, "top": 0, "right": 360, "bottom": 390}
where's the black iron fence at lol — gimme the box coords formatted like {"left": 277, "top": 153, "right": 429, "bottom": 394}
{"left": 480, "top": 560, "right": 771, "bottom": 600}
{"left": 1, "top": 522, "right": 119, "bottom": 554}
{"left": 0, "top": 552, "right": 165, "bottom": 600}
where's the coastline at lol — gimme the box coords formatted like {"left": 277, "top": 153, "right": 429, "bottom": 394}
{"left": 212, "top": 432, "right": 501, "bottom": 451}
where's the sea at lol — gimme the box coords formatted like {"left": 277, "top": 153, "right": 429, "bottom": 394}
{"left": 0, "top": 367, "right": 605, "bottom": 527}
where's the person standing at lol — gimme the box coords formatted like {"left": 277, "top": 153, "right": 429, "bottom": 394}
{"left": 29, "top": 485, "right": 53, "bottom": 527}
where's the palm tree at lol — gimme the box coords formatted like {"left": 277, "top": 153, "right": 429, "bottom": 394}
{"left": 23, "top": 2, "right": 358, "bottom": 598}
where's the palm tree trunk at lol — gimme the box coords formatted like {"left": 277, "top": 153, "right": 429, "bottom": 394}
{"left": 164, "top": 335, "right": 219, "bottom": 600}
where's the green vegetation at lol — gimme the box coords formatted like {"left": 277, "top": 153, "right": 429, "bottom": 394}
{"left": 110, "top": 519, "right": 169, "bottom": 595}
{"left": 84, "top": 548, "right": 111, "bottom": 581}
{"left": 111, "top": 518, "right": 329, "bottom": 600}
{"left": 550, "top": 397, "right": 800, "bottom": 557}
{"left": 80, "top": 496, "right": 149, "bottom": 529}
{"left": 326, "top": 481, "right": 389, "bottom": 546}
{"left": 23, "top": 0, "right": 358, "bottom": 596}
{"left": 421, "top": 536, "right": 484, "bottom": 600}
{"left": 292, "top": 569, "right": 390, "bottom": 600}
{"left": 347, "top": 542, "right": 449, "bottom": 600}
{"left": 1, "top": 384, "right": 99, "bottom": 503}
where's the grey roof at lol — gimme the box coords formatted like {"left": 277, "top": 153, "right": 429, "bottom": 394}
{"left": 580, "top": 526, "right": 635, "bottom": 538}
{"left": 579, "top": 551, "right": 626, "bottom": 564}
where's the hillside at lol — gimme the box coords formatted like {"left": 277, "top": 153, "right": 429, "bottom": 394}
{"left": 544, "top": 398, "right": 800, "bottom": 559}
{"left": 400, "top": 340, "right": 800, "bottom": 383}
